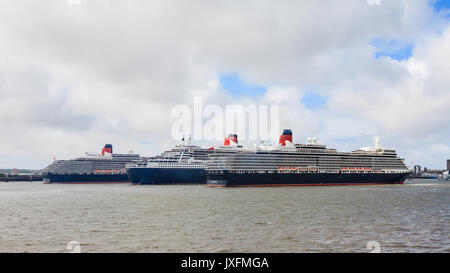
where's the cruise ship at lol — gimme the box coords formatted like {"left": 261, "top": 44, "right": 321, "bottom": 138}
{"left": 207, "top": 129, "right": 411, "bottom": 187}
{"left": 126, "top": 134, "right": 242, "bottom": 184}
{"left": 42, "top": 144, "right": 140, "bottom": 183}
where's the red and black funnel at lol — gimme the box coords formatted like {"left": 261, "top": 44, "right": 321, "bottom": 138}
{"left": 101, "top": 144, "right": 113, "bottom": 155}
{"left": 279, "top": 129, "right": 293, "bottom": 146}
{"left": 224, "top": 134, "right": 238, "bottom": 146}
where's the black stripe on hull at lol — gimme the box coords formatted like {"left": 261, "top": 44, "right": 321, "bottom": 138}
{"left": 126, "top": 168, "right": 206, "bottom": 185}
{"left": 43, "top": 173, "right": 130, "bottom": 184}
{"left": 207, "top": 172, "right": 410, "bottom": 187}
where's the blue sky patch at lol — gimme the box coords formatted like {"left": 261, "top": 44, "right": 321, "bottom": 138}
{"left": 432, "top": 0, "right": 450, "bottom": 19}
{"left": 371, "top": 38, "right": 413, "bottom": 61}
{"left": 219, "top": 73, "right": 266, "bottom": 97}
{"left": 301, "top": 92, "right": 327, "bottom": 109}
{"left": 433, "top": 0, "right": 450, "bottom": 12}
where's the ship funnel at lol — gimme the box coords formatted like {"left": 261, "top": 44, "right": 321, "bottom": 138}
{"left": 102, "top": 144, "right": 113, "bottom": 155}
{"left": 279, "top": 129, "right": 293, "bottom": 146}
{"left": 313, "top": 137, "right": 317, "bottom": 145}
{"left": 224, "top": 134, "right": 238, "bottom": 146}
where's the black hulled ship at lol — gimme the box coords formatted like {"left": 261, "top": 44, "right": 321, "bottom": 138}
{"left": 42, "top": 144, "right": 140, "bottom": 183}
{"left": 207, "top": 130, "right": 411, "bottom": 187}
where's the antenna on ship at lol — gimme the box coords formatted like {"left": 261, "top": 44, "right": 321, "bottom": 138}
{"left": 375, "top": 136, "right": 380, "bottom": 150}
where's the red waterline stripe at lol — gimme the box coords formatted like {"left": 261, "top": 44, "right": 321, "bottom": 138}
{"left": 207, "top": 182, "right": 404, "bottom": 187}
{"left": 132, "top": 183, "right": 207, "bottom": 186}
{"left": 43, "top": 181, "right": 130, "bottom": 184}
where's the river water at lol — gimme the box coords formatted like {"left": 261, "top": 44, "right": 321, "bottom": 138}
{"left": 0, "top": 179, "right": 448, "bottom": 253}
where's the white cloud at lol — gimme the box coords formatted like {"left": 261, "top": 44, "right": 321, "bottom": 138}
{"left": 0, "top": 0, "right": 449, "bottom": 169}
{"left": 431, "top": 144, "right": 450, "bottom": 154}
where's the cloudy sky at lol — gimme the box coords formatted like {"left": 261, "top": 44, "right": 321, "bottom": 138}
{"left": 0, "top": 0, "right": 449, "bottom": 169}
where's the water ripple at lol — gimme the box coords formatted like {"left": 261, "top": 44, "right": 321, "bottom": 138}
{"left": 0, "top": 179, "right": 448, "bottom": 253}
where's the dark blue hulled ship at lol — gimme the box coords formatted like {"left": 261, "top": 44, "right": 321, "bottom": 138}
{"left": 42, "top": 144, "right": 140, "bottom": 184}
{"left": 126, "top": 134, "right": 242, "bottom": 185}
{"left": 207, "top": 130, "right": 411, "bottom": 187}
{"left": 126, "top": 144, "right": 209, "bottom": 185}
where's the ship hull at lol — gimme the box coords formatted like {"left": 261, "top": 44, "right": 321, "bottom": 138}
{"left": 127, "top": 167, "right": 206, "bottom": 185}
{"left": 207, "top": 172, "right": 410, "bottom": 187}
{"left": 43, "top": 173, "right": 130, "bottom": 184}
{"left": 0, "top": 174, "right": 43, "bottom": 182}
